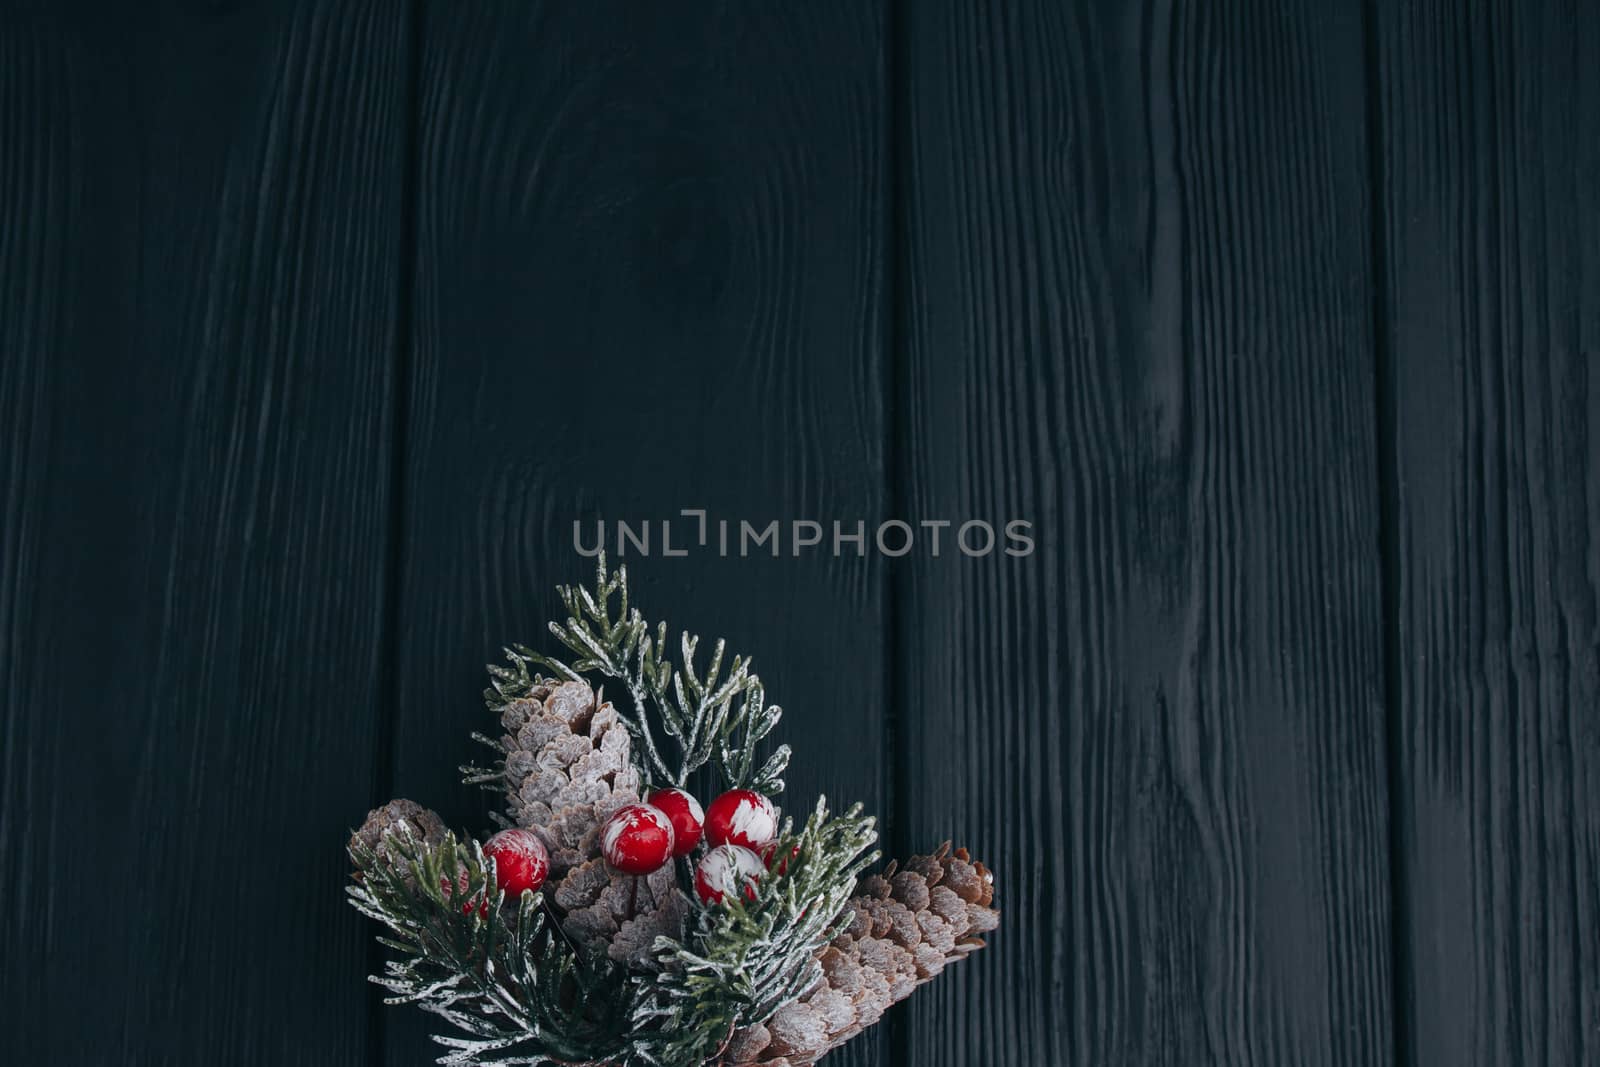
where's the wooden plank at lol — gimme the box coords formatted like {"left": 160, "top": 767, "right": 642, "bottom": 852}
{"left": 895, "top": 2, "right": 1393, "bottom": 1063}
{"left": 1373, "top": 2, "right": 1600, "bottom": 1064}
{"left": 392, "top": 2, "right": 888, "bottom": 1062}
{"left": 0, "top": 3, "right": 407, "bottom": 1061}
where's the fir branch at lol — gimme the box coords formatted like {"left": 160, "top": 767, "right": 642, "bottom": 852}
{"left": 484, "top": 554, "right": 787, "bottom": 794}
{"left": 632, "top": 798, "right": 879, "bottom": 1065}
{"left": 349, "top": 827, "right": 634, "bottom": 1066}
{"left": 357, "top": 561, "right": 937, "bottom": 1066}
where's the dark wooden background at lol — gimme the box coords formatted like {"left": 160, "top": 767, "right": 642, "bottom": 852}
{"left": 2, "top": 1, "right": 1596, "bottom": 1064}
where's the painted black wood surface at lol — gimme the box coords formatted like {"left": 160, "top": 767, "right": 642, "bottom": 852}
{"left": 0, "top": 1, "right": 408, "bottom": 1061}
{"left": 0, "top": 1, "right": 1593, "bottom": 1065}
{"left": 896, "top": 2, "right": 1393, "bottom": 1064}
{"left": 1373, "top": 1, "right": 1600, "bottom": 1064}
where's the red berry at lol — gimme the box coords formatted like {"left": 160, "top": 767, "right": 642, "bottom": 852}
{"left": 601, "top": 804, "right": 675, "bottom": 874}
{"left": 694, "top": 844, "right": 764, "bottom": 904}
{"left": 483, "top": 828, "right": 550, "bottom": 899}
{"left": 761, "top": 841, "right": 801, "bottom": 875}
{"left": 647, "top": 788, "right": 705, "bottom": 857}
{"left": 440, "top": 869, "right": 489, "bottom": 917}
{"left": 704, "top": 790, "right": 778, "bottom": 851}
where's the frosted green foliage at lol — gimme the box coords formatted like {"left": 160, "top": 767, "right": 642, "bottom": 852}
{"left": 348, "top": 827, "right": 633, "bottom": 1066}
{"left": 354, "top": 558, "right": 879, "bottom": 1065}
{"left": 633, "top": 798, "right": 880, "bottom": 1065}
{"left": 483, "top": 555, "right": 790, "bottom": 793}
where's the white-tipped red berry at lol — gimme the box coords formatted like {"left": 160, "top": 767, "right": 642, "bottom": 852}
{"left": 483, "top": 828, "right": 550, "bottom": 898}
{"left": 647, "top": 787, "right": 705, "bottom": 857}
{"left": 601, "top": 804, "right": 675, "bottom": 874}
{"left": 704, "top": 789, "right": 777, "bottom": 851}
{"left": 694, "top": 844, "right": 764, "bottom": 904}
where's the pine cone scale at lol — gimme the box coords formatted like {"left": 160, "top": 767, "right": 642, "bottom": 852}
{"left": 724, "top": 843, "right": 998, "bottom": 1065}
{"left": 498, "top": 679, "right": 687, "bottom": 967}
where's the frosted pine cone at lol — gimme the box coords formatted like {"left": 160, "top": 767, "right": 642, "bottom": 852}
{"left": 723, "top": 844, "right": 998, "bottom": 1066}
{"left": 498, "top": 679, "right": 642, "bottom": 866}
{"left": 349, "top": 799, "right": 447, "bottom": 877}
{"left": 555, "top": 858, "right": 691, "bottom": 968}
{"left": 498, "top": 678, "right": 689, "bottom": 965}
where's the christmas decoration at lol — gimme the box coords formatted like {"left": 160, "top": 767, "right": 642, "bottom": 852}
{"left": 480, "top": 675, "right": 684, "bottom": 966}
{"left": 350, "top": 798, "right": 446, "bottom": 880}
{"left": 695, "top": 843, "right": 765, "bottom": 904}
{"left": 761, "top": 841, "right": 801, "bottom": 876}
{"left": 647, "top": 786, "right": 704, "bottom": 856}
{"left": 723, "top": 844, "right": 999, "bottom": 1064}
{"left": 346, "top": 556, "right": 998, "bottom": 1065}
{"left": 601, "top": 804, "right": 675, "bottom": 874}
{"left": 483, "top": 828, "right": 550, "bottom": 897}
{"left": 705, "top": 788, "right": 779, "bottom": 851}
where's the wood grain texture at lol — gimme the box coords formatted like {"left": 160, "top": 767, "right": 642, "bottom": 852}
{"left": 0, "top": 2, "right": 407, "bottom": 1061}
{"left": 391, "top": 1, "right": 888, "bottom": 1062}
{"left": 895, "top": 2, "right": 1393, "bottom": 1063}
{"left": 1374, "top": 2, "right": 1600, "bottom": 1064}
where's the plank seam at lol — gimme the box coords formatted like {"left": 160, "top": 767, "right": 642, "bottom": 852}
{"left": 1359, "top": 2, "right": 1412, "bottom": 1064}
{"left": 367, "top": 0, "right": 426, "bottom": 1063}
{"left": 885, "top": 0, "right": 911, "bottom": 1063}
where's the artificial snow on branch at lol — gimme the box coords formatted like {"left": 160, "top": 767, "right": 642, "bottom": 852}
{"left": 482, "top": 557, "right": 788, "bottom": 792}
{"left": 349, "top": 556, "right": 997, "bottom": 1065}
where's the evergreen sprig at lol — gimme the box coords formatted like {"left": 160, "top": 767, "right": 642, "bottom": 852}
{"left": 633, "top": 798, "right": 880, "bottom": 1065}
{"left": 483, "top": 554, "right": 789, "bottom": 794}
{"left": 358, "top": 560, "right": 882, "bottom": 1065}
{"left": 348, "top": 827, "right": 634, "bottom": 1066}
